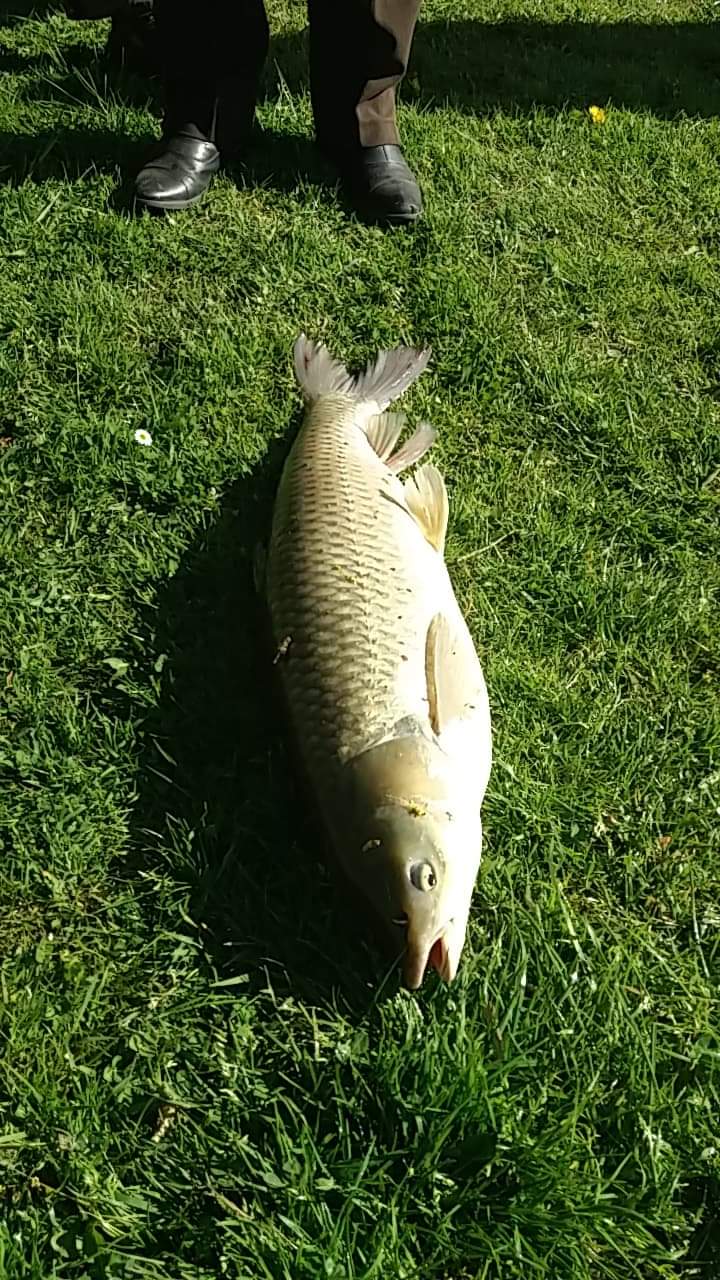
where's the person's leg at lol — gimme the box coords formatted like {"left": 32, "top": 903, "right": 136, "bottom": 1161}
{"left": 134, "top": 0, "right": 269, "bottom": 212}
{"left": 105, "top": 0, "right": 158, "bottom": 77}
{"left": 308, "top": 0, "right": 422, "bottom": 224}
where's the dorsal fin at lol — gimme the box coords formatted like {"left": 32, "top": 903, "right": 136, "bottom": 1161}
{"left": 387, "top": 424, "right": 436, "bottom": 474}
{"left": 365, "top": 412, "right": 407, "bottom": 461}
{"left": 402, "top": 463, "right": 448, "bottom": 553}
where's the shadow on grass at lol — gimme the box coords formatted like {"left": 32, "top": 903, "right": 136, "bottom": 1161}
{"left": 685, "top": 1175, "right": 720, "bottom": 1273}
{"left": 2, "top": 17, "right": 720, "bottom": 189}
{"left": 0, "top": 123, "right": 333, "bottom": 222}
{"left": 265, "top": 19, "right": 720, "bottom": 120}
{"left": 0, "top": 34, "right": 325, "bottom": 194}
{"left": 0, "top": 0, "right": 55, "bottom": 24}
{"left": 0, "top": 123, "right": 154, "bottom": 185}
{"left": 0, "top": 32, "right": 161, "bottom": 106}
{"left": 126, "top": 439, "right": 397, "bottom": 1013}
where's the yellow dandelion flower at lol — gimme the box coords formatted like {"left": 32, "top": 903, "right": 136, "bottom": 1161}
{"left": 588, "top": 105, "right": 607, "bottom": 125}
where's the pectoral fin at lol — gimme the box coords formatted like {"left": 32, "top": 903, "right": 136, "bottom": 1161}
{"left": 425, "top": 612, "right": 472, "bottom": 736}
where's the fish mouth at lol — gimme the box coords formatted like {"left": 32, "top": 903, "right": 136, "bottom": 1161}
{"left": 402, "top": 924, "right": 455, "bottom": 990}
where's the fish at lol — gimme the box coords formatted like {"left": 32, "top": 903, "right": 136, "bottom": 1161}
{"left": 265, "top": 335, "right": 492, "bottom": 989}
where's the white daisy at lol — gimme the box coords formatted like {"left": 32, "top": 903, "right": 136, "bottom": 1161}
{"left": 134, "top": 428, "right": 153, "bottom": 447}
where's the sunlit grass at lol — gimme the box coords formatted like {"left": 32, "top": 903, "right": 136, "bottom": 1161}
{"left": 0, "top": 2, "right": 718, "bottom": 1277}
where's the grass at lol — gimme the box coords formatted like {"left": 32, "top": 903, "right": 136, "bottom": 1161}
{"left": 1, "top": 1, "right": 719, "bottom": 1276}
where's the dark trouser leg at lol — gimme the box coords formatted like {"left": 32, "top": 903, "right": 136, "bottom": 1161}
{"left": 307, "top": 0, "right": 420, "bottom": 153}
{"left": 134, "top": 0, "right": 269, "bottom": 211}
{"left": 106, "top": 1, "right": 158, "bottom": 76}
{"left": 154, "top": 0, "right": 269, "bottom": 149}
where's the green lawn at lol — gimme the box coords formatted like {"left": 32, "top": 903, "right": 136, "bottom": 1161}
{"left": 1, "top": 2, "right": 719, "bottom": 1277}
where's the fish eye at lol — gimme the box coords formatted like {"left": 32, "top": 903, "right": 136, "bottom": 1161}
{"left": 410, "top": 861, "right": 437, "bottom": 892}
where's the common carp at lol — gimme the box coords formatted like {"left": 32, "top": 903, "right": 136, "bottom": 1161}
{"left": 265, "top": 336, "right": 492, "bottom": 988}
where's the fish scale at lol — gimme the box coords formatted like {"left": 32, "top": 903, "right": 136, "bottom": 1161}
{"left": 265, "top": 336, "right": 492, "bottom": 989}
{"left": 268, "top": 407, "right": 435, "bottom": 776}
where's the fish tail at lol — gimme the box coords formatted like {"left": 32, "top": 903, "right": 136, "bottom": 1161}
{"left": 293, "top": 334, "right": 431, "bottom": 411}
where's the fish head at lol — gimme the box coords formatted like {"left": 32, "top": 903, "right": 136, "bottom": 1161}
{"left": 343, "top": 731, "right": 483, "bottom": 990}
{"left": 367, "top": 800, "right": 482, "bottom": 990}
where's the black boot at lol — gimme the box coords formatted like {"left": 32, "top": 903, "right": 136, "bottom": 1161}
{"left": 134, "top": 125, "right": 220, "bottom": 212}
{"left": 331, "top": 144, "right": 423, "bottom": 226}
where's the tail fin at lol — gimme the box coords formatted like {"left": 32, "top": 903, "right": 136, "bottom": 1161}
{"left": 293, "top": 334, "right": 431, "bottom": 410}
